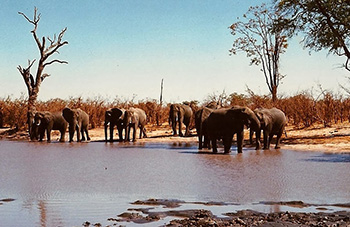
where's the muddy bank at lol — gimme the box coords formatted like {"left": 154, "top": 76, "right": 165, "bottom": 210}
{"left": 82, "top": 199, "right": 350, "bottom": 226}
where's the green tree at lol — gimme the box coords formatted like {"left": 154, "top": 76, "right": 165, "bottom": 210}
{"left": 275, "top": 0, "right": 350, "bottom": 71}
{"left": 229, "top": 4, "right": 288, "bottom": 102}
{"left": 17, "top": 7, "right": 68, "bottom": 137}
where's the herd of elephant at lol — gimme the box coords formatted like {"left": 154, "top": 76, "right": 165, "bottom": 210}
{"left": 31, "top": 107, "right": 147, "bottom": 143}
{"left": 31, "top": 103, "right": 287, "bottom": 154}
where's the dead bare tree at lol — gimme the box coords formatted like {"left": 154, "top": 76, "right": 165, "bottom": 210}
{"left": 17, "top": 7, "right": 68, "bottom": 137}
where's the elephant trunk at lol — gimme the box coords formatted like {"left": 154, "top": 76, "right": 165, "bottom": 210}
{"left": 168, "top": 105, "right": 173, "bottom": 126}
{"left": 104, "top": 121, "right": 108, "bottom": 142}
{"left": 249, "top": 113, "right": 261, "bottom": 132}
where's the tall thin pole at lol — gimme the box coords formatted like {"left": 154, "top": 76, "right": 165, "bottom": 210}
{"left": 160, "top": 78, "right": 164, "bottom": 106}
{"left": 157, "top": 78, "right": 164, "bottom": 126}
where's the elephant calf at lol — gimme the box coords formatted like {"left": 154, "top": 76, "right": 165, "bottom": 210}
{"left": 33, "top": 111, "right": 68, "bottom": 142}
{"left": 62, "top": 107, "right": 90, "bottom": 142}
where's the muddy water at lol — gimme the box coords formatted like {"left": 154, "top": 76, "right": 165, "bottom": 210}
{"left": 1, "top": 140, "right": 350, "bottom": 226}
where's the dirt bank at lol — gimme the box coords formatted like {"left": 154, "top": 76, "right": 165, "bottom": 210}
{"left": 2, "top": 123, "right": 350, "bottom": 152}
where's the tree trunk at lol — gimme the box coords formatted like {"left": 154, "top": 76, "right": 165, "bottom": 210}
{"left": 272, "top": 85, "right": 278, "bottom": 103}
{"left": 27, "top": 92, "right": 38, "bottom": 139}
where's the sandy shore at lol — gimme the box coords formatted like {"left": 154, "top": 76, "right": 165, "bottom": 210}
{"left": 1, "top": 123, "right": 350, "bottom": 152}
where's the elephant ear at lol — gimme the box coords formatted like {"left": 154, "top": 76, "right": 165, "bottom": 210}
{"left": 43, "top": 112, "right": 53, "bottom": 123}
{"left": 62, "top": 107, "right": 73, "bottom": 121}
{"left": 105, "top": 109, "right": 112, "bottom": 117}
{"left": 112, "top": 108, "right": 123, "bottom": 118}
{"left": 256, "top": 111, "right": 270, "bottom": 127}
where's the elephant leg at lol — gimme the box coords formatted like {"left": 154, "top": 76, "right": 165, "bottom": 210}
{"left": 142, "top": 127, "right": 147, "bottom": 138}
{"left": 223, "top": 135, "right": 232, "bottom": 154}
{"left": 125, "top": 126, "right": 131, "bottom": 142}
{"left": 198, "top": 133, "right": 203, "bottom": 150}
{"left": 39, "top": 129, "right": 44, "bottom": 142}
{"left": 117, "top": 125, "right": 123, "bottom": 142}
{"left": 267, "top": 133, "right": 274, "bottom": 149}
{"left": 275, "top": 131, "right": 282, "bottom": 149}
{"left": 255, "top": 130, "right": 261, "bottom": 150}
{"left": 211, "top": 137, "right": 218, "bottom": 153}
{"left": 85, "top": 128, "right": 91, "bottom": 141}
{"left": 263, "top": 130, "right": 269, "bottom": 150}
{"left": 46, "top": 128, "right": 51, "bottom": 143}
{"left": 237, "top": 131, "right": 244, "bottom": 153}
{"left": 139, "top": 126, "right": 142, "bottom": 139}
{"left": 139, "top": 125, "right": 147, "bottom": 139}
{"left": 205, "top": 135, "right": 211, "bottom": 149}
{"left": 249, "top": 129, "right": 254, "bottom": 145}
{"left": 185, "top": 124, "right": 191, "bottom": 137}
{"left": 68, "top": 126, "right": 74, "bottom": 142}
{"left": 76, "top": 126, "right": 81, "bottom": 142}
{"left": 178, "top": 113, "right": 184, "bottom": 137}
{"left": 81, "top": 127, "right": 86, "bottom": 141}
{"left": 109, "top": 123, "right": 114, "bottom": 142}
{"left": 172, "top": 120, "right": 177, "bottom": 136}
{"left": 132, "top": 125, "right": 137, "bottom": 142}
{"left": 60, "top": 129, "right": 65, "bottom": 142}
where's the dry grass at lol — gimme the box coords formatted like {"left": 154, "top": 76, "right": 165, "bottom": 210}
{"left": 1, "top": 90, "right": 350, "bottom": 132}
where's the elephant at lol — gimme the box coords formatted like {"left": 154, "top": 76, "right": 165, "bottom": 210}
{"left": 195, "top": 107, "right": 214, "bottom": 149}
{"left": 33, "top": 111, "right": 68, "bottom": 142}
{"left": 206, "top": 106, "right": 260, "bottom": 154}
{"left": 62, "top": 107, "right": 90, "bottom": 142}
{"left": 252, "top": 107, "right": 287, "bottom": 150}
{"left": 104, "top": 108, "right": 126, "bottom": 142}
{"left": 168, "top": 103, "right": 193, "bottom": 137}
{"left": 124, "top": 107, "right": 147, "bottom": 142}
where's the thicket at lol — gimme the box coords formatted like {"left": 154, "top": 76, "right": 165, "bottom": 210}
{"left": 1, "top": 90, "right": 350, "bottom": 130}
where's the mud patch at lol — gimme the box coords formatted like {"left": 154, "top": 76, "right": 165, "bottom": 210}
{"left": 259, "top": 201, "right": 350, "bottom": 209}
{"left": 83, "top": 199, "right": 350, "bottom": 226}
{"left": 0, "top": 198, "right": 15, "bottom": 203}
{"left": 132, "top": 198, "right": 185, "bottom": 208}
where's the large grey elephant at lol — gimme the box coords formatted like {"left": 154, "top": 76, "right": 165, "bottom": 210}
{"left": 33, "top": 111, "right": 68, "bottom": 142}
{"left": 62, "top": 107, "right": 90, "bottom": 142}
{"left": 104, "top": 107, "right": 126, "bottom": 142}
{"left": 252, "top": 107, "right": 287, "bottom": 150}
{"left": 169, "top": 103, "right": 193, "bottom": 137}
{"left": 124, "top": 107, "right": 147, "bottom": 142}
{"left": 207, "top": 106, "right": 260, "bottom": 154}
{"left": 195, "top": 107, "right": 214, "bottom": 149}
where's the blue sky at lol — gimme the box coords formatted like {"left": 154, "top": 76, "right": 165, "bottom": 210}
{"left": 0, "top": 0, "right": 348, "bottom": 103}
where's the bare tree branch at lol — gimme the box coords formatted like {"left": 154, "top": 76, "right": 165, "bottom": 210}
{"left": 43, "top": 59, "right": 68, "bottom": 67}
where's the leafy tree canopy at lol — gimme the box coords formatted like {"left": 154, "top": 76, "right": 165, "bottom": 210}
{"left": 275, "top": 0, "right": 350, "bottom": 70}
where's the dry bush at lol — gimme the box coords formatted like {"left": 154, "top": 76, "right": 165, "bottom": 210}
{"left": 0, "top": 95, "right": 28, "bottom": 129}
{"left": 2, "top": 90, "right": 350, "bottom": 131}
